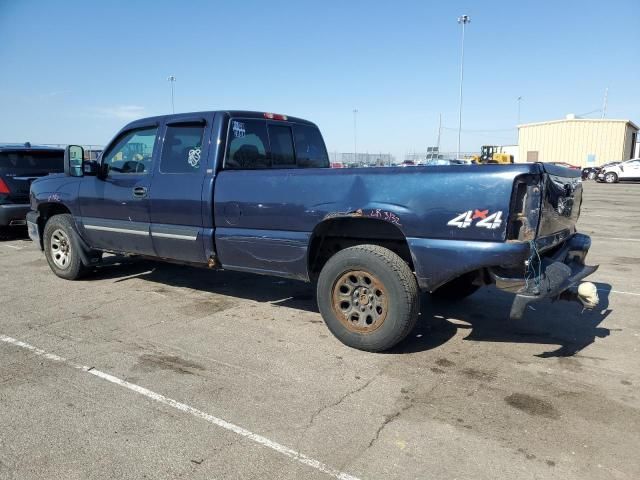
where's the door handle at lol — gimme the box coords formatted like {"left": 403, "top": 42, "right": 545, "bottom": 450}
{"left": 132, "top": 186, "right": 148, "bottom": 198}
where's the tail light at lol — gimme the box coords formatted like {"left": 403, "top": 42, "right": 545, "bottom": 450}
{"left": 0, "top": 177, "right": 10, "bottom": 194}
{"left": 507, "top": 175, "right": 541, "bottom": 241}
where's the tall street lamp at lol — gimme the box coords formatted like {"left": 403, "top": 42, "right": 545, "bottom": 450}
{"left": 517, "top": 96, "right": 523, "bottom": 124}
{"left": 456, "top": 14, "right": 470, "bottom": 159}
{"left": 167, "top": 75, "right": 176, "bottom": 113}
{"left": 353, "top": 108, "right": 358, "bottom": 164}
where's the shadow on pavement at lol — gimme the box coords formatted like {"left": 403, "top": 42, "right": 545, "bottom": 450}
{"left": 86, "top": 258, "right": 612, "bottom": 358}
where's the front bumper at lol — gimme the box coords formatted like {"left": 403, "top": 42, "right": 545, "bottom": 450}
{"left": 0, "top": 203, "right": 30, "bottom": 227}
{"left": 493, "top": 233, "right": 598, "bottom": 319}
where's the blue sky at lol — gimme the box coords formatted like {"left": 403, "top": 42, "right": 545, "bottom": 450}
{"left": 1, "top": 0, "right": 638, "bottom": 159}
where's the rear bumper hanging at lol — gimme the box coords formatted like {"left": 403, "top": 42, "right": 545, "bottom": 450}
{"left": 506, "top": 233, "right": 598, "bottom": 320}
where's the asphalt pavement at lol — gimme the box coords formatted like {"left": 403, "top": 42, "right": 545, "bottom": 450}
{"left": 1, "top": 181, "right": 638, "bottom": 480}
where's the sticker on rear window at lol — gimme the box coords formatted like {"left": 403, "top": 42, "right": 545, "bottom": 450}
{"left": 232, "top": 121, "right": 246, "bottom": 138}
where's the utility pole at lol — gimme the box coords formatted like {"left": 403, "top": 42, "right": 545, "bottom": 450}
{"left": 601, "top": 87, "right": 608, "bottom": 119}
{"left": 353, "top": 109, "right": 358, "bottom": 164}
{"left": 167, "top": 75, "right": 176, "bottom": 113}
{"left": 456, "top": 14, "right": 470, "bottom": 159}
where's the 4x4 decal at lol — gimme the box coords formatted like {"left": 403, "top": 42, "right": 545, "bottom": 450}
{"left": 447, "top": 209, "right": 503, "bottom": 229}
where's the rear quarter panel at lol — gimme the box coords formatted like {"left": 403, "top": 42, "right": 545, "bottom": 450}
{"left": 213, "top": 164, "right": 538, "bottom": 280}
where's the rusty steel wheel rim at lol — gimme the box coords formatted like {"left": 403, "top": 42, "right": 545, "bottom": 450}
{"left": 331, "top": 270, "right": 388, "bottom": 333}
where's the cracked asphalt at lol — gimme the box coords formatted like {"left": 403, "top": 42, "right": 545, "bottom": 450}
{"left": 1, "top": 181, "right": 639, "bottom": 480}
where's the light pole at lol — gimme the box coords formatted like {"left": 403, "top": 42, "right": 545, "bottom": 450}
{"left": 353, "top": 108, "right": 358, "bottom": 164}
{"left": 517, "top": 96, "right": 523, "bottom": 124}
{"left": 167, "top": 75, "right": 176, "bottom": 113}
{"left": 456, "top": 14, "right": 470, "bottom": 159}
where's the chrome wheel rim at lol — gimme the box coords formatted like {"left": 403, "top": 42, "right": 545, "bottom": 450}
{"left": 605, "top": 173, "right": 615, "bottom": 183}
{"left": 331, "top": 270, "right": 387, "bottom": 333}
{"left": 50, "top": 228, "right": 71, "bottom": 269}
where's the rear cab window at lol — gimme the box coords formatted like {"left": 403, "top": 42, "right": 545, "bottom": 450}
{"left": 224, "top": 118, "right": 328, "bottom": 170}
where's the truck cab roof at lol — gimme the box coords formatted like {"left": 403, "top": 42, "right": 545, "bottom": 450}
{"left": 121, "top": 111, "right": 318, "bottom": 131}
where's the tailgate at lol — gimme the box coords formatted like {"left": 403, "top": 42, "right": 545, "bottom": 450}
{"left": 537, "top": 163, "right": 582, "bottom": 238}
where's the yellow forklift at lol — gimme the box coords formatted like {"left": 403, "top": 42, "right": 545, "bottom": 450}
{"left": 472, "top": 145, "right": 514, "bottom": 164}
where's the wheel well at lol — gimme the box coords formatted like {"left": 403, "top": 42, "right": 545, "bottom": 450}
{"left": 36, "top": 203, "right": 71, "bottom": 249}
{"left": 307, "top": 218, "right": 413, "bottom": 280}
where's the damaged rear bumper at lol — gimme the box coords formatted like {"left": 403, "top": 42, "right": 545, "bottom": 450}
{"left": 490, "top": 233, "right": 598, "bottom": 320}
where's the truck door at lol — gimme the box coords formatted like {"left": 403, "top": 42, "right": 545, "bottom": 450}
{"left": 148, "top": 116, "right": 213, "bottom": 263}
{"left": 213, "top": 118, "right": 329, "bottom": 280}
{"left": 78, "top": 125, "right": 158, "bottom": 255}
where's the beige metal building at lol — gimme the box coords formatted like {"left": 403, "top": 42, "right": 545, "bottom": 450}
{"left": 517, "top": 116, "right": 638, "bottom": 167}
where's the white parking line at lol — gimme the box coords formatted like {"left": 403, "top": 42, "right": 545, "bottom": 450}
{"left": 0, "top": 335, "right": 361, "bottom": 480}
{"left": 590, "top": 236, "right": 640, "bottom": 242}
{"left": 599, "top": 289, "right": 640, "bottom": 297}
{"left": 3, "top": 244, "right": 22, "bottom": 250}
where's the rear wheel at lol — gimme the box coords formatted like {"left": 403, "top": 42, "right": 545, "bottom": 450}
{"left": 43, "top": 214, "right": 86, "bottom": 280}
{"left": 587, "top": 171, "right": 596, "bottom": 180}
{"left": 604, "top": 172, "right": 618, "bottom": 183}
{"left": 317, "top": 245, "right": 420, "bottom": 352}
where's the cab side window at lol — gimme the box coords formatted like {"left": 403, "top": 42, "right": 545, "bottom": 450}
{"left": 225, "top": 120, "right": 270, "bottom": 169}
{"left": 293, "top": 125, "right": 329, "bottom": 168}
{"left": 102, "top": 127, "right": 157, "bottom": 175}
{"left": 161, "top": 124, "right": 205, "bottom": 173}
{"left": 268, "top": 125, "right": 295, "bottom": 167}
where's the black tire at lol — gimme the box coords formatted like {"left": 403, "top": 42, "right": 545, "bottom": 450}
{"left": 316, "top": 244, "right": 420, "bottom": 352}
{"left": 431, "top": 272, "right": 480, "bottom": 301}
{"left": 604, "top": 172, "right": 618, "bottom": 183}
{"left": 0, "top": 227, "right": 12, "bottom": 241}
{"left": 43, "top": 214, "right": 87, "bottom": 280}
{"left": 587, "top": 171, "right": 596, "bottom": 180}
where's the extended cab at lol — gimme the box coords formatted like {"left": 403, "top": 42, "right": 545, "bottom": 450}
{"left": 28, "top": 111, "right": 598, "bottom": 351}
{"left": 1, "top": 143, "right": 64, "bottom": 239}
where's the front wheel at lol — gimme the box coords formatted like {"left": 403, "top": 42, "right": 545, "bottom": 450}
{"left": 604, "top": 172, "right": 618, "bottom": 183}
{"left": 43, "top": 214, "right": 87, "bottom": 280}
{"left": 587, "top": 171, "right": 596, "bottom": 180}
{"left": 316, "top": 245, "right": 420, "bottom": 352}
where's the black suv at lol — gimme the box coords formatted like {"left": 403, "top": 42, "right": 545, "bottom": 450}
{"left": 0, "top": 143, "right": 64, "bottom": 238}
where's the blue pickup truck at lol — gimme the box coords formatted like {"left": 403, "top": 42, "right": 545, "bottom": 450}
{"left": 27, "top": 110, "right": 598, "bottom": 351}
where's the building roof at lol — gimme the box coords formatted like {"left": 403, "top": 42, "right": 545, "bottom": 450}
{"left": 518, "top": 118, "right": 639, "bottom": 131}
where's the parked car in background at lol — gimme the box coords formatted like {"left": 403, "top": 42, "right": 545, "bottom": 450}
{"left": 400, "top": 160, "right": 416, "bottom": 167}
{"left": 0, "top": 143, "right": 64, "bottom": 239}
{"left": 582, "top": 162, "right": 620, "bottom": 180}
{"left": 597, "top": 159, "right": 640, "bottom": 183}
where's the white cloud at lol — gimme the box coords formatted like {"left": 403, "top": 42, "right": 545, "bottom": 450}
{"left": 95, "top": 105, "right": 146, "bottom": 120}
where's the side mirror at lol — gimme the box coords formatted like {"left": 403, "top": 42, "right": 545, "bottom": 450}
{"left": 64, "top": 145, "right": 85, "bottom": 177}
